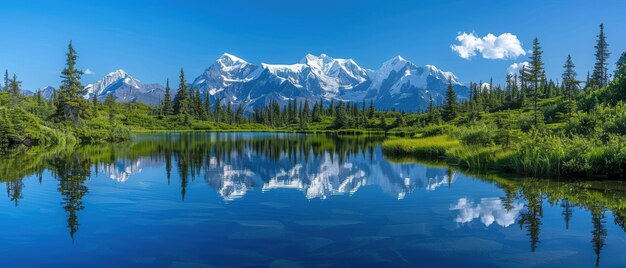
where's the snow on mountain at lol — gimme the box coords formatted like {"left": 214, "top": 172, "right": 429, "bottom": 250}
{"left": 83, "top": 69, "right": 165, "bottom": 105}
{"left": 192, "top": 53, "right": 259, "bottom": 96}
{"left": 34, "top": 53, "right": 468, "bottom": 111}
{"left": 190, "top": 53, "right": 468, "bottom": 112}
{"left": 299, "top": 53, "right": 368, "bottom": 91}
{"left": 361, "top": 56, "right": 468, "bottom": 111}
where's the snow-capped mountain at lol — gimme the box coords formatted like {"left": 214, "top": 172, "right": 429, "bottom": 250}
{"left": 361, "top": 56, "right": 469, "bottom": 111}
{"left": 41, "top": 53, "right": 468, "bottom": 110}
{"left": 83, "top": 69, "right": 165, "bottom": 105}
{"left": 192, "top": 53, "right": 469, "bottom": 112}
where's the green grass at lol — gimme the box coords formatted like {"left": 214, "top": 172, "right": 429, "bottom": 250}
{"left": 382, "top": 135, "right": 460, "bottom": 158}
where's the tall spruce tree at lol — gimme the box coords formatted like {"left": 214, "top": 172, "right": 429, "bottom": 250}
{"left": 368, "top": 100, "right": 375, "bottom": 119}
{"left": 173, "top": 69, "right": 189, "bottom": 115}
{"left": 55, "top": 41, "right": 86, "bottom": 126}
{"left": 104, "top": 93, "right": 116, "bottom": 124}
{"left": 3, "top": 70, "right": 8, "bottom": 92}
{"left": 615, "top": 51, "right": 626, "bottom": 78}
{"left": 562, "top": 54, "right": 579, "bottom": 100}
{"left": 162, "top": 79, "right": 174, "bottom": 115}
{"left": 592, "top": 23, "right": 610, "bottom": 88}
{"left": 527, "top": 38, "right": 544, "bottom": 127}
{"left": 442, "top": 79, "right": 457, "bottom": 121}
{"left": 332, "top": 101, "right": 348, "bottom": 129}
{"left": 203, "top": 92, "right": 211, "bottom": 120}
{"left": 427, "top": 95, "right": 441, "bottom": 124}
{"left": 91, "top": 92, "right": 98, "bottom": 116}
{"left": 9, "top": 74, "right": 22, "bottom": 105}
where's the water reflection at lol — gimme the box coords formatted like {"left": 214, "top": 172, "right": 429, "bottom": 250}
{"left": 451, "top": 197, "right": 524, "bottom": 227}
{"left": 0, "top": 133, "right": 625, "bottom": 267}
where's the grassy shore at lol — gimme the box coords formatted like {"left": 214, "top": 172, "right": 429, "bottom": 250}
{"left": 382, "top": 132, "right": 626, "bottom": 179}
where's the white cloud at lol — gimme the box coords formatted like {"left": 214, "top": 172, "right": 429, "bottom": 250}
{"left": 507, "top": 62, "right": 530, "bottom": 75}
{"left": 84, "top": 68, "right": 95, "bottom": 75}
{"left": 450, "top": 197, "right": 524, "bottom": 227}
{"left": 451, "top": 32, "right": 526, "bottom": 60}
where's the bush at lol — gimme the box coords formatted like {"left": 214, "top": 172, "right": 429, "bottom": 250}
{"left": 451, "top": 124, "right": 497, "bottom": 146}
{"left": 382, "top": 135, "right": 460, "bottom": 158}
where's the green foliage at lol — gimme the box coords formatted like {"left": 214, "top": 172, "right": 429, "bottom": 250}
{"left": 382, "top": 135, "right": 460, "bottom": 158}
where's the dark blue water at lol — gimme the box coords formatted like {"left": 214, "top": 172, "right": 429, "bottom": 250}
{"left": 1, "top": 133, "right": 625, "bottom": 267}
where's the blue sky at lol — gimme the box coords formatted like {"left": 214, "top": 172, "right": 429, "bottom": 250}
{"left": 1, "top": 0, "right": 625, "bottom": 90}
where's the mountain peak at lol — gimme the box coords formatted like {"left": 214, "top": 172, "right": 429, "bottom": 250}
{"left": 107, "top": 69, "right": 130, "bottom": 77}
{"left": 300, "top": 53, "right": 334, "bottom": 65}
{"left": 217, "top": 53, "right": 248, "bottom": 66}
{"left": 382, "top": 55, "right": 408, "bottom": 67}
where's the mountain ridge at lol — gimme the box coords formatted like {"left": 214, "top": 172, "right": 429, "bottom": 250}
{"left": 36, "top": 53, "right": 470, "bottom": 111}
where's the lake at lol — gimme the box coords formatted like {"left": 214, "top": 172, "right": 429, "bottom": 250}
{"left": 1, "top": 132, "right": 625, "bottom": 267}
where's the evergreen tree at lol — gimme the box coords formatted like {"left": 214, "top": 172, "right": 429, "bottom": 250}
{"left": 442, "top": 79, "right": 457, "bottom": 121}
{"left": 226, "top": 101, "right": 232, "bottom": 124}
{"left": 368, "top": 100, "right": 375, "bottom": 119}
{"left": 615, "top": 51, "right": 626, "bottom": 78}
{"left": 312, "top": 101, "right": 322, "bottom": 122}
{"left": 193, "top": 88, "right": 204, "bottom": 119}
{"left": 302, "top": 99, "right": 310, "bottom": 123}
{"left": 562, "top": 54, "right": 579, "bottom": 100}
{"left": 203, "top": 92, "right": 211, "bottom": 120}
{"left": 173, "top": 69, "right": 189, "bottom": 115}
{"left": 592, "top": 23, "right": 610, "bottom": 88}
{"left": 527, "top": 38, "right": 544, "bottom": 127}
{"left": 91, "top": 92, "right": 98, "bottom": 116}
{"left": 104, "top": 93, "right": 116, "bottom": 124}
{"left": 54, "top": 41, "right": 86, "bottom": 126}
{"left": 235, "top": 104, "right": 244, "bottom": 124}
{"left": 214, "top": 97, "right": 222, "bottom": 123}
{"left": 427, "top": 96, "right": 441, "bottom": 124}
{"left": 3, "top": 70, "right": 8, "bottom": 92}
{"left": 35, "top": 89, "right": 44, "bottom": 108}
{"left": 9, "top": 74, "right": 21, "bottom": 104}
{"left": 332, "top": 101, "right": 348, "bottom": 129}
{"left": 162, "top": 79, "right": 174, "bottom": 116}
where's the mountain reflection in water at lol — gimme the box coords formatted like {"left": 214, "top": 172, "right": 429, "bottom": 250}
{"left": 1, "top": 132, "right": 625, "bottom": 267}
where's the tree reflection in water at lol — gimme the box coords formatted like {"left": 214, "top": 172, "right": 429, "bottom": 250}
{"left": 0, "top": 132, "right": 624, "bottom": 264}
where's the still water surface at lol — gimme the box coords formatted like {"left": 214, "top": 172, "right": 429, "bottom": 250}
{"left": 1, "top": 132, "right": 626, "bottom": 267}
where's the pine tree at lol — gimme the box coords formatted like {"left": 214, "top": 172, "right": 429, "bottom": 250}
{"left": 562, "top": 54, "right": 579, "bottom": 100}
{"left": 226, "top": 101, "right": 232, "bottom": 124}
{"left": 162, "top": 79, "right": 174, "bottom": 116}
{"left": 55, "top": 41, "right": 86, "bottom": 126}
{"left": 3, "top": 70, "right": 8, "bottom": 92}
{"left": 235, "top": 104, "right": 244, "bottom": 124}
{"left": 332, "top": 101, "right": 347, "bottom": 129}
{"left": 615, "top": 51, "right": 626, "bottom": 78}
{"left": 442, "top": 79, "right": 457, "bottom": 121}
{"left": 91, "top": 92, "right": 98, "bottom": 116}
{"left": 427, "top": 96, "right": 441, "bottom": 124}
{"left": 9, "top": 74, "right": 21, "bottom": 105}
{"left": 368, "top": 100, "right": 375, "bottom": 119}
{"left": 193, "top": 88, "right": 204, "bottom": 119}
{"left": 214, "top": 97, "right": 222, "bottom": 123}
{"left": 592, "top": 23, "right": 610, "bottom": 88}
{"left": 104, "top": 93, "right": 116, "bottom": 124}
{"left": 35, "top": 89, "right": 44, "bottom": 108}
{"left": 173, "top": 69, "right": 189, "bottom": 115}
{"left": 302, "top": 99, "right": 310, "bottom": 123}
{"left": 527, "top": 38, "right": 544, "bottom": 127}
{"left": 203, "top": 92, "right": 212, "bottom": 120}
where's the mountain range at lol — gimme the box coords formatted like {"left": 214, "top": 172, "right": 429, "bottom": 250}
{"left": 36, "top": 53, "right": 470, "bottom": 112}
